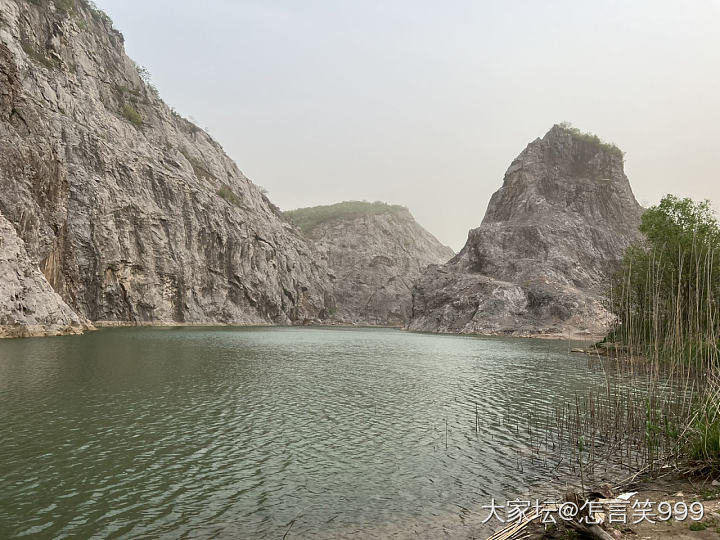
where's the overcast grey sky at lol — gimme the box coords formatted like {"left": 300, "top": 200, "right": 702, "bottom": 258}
{"left": 95, "top": 0, "right": 720, "bottom": 251}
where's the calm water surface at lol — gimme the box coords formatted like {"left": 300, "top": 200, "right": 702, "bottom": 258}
{"left": 1, "top": 327, "right": 622, "bottom": 538}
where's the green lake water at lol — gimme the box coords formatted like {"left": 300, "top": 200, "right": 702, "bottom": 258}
{"left": 0, "top": 327, "right": 624, "bottom": 538}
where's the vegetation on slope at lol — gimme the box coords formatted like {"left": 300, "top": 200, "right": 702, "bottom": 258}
{"left": 20, "top": 39, "right": 59, "bottom": 69}
{"left": 122, "top": 103, "right": 142, "bottom": 126}
{"left": 610, "top": 195, "right": 720, "bottom": 368}
{"left": 558, "top": 121, "right": 625, "bottom": 160}
{"left": 543, "top": 196, "right": 720, "bottom": 514}
{"left": 284, "top": 201, "right": 408, "bottom": 234}
{"left": 609, "top": 194, "right": 720, "bottom": 472}
{"left": 52, "top": 0, "right": 114, "bottom": 27}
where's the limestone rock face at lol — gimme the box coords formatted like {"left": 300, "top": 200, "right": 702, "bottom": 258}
{"left": 409, "top": 125, "right": 644, "bottom": 337}
{"left": 0, "top": 211, "right": 87, "bottom": 337}
{"left": 0, "top": 0, "right": 333, "bottom": 328}
{"left": 286, "top": 203, "right": 454, "bottom": 325}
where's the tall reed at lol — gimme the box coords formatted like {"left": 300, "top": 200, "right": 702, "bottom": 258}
{"left": 487, "top": 197, "right": 719, "bottom": 488}
{"left": 605, "top": 195, "right": 720, "bottom": 472}
{"left": 608, "top": 195, "right": 720, "bottom": 373}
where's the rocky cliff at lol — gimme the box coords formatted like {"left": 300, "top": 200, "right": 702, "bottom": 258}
{"left": 408, "top": 124, "right": 644, "bottom": 338}
{"left": 0, "top": 211, "right": 88, "bottom": 337}
{"left": 285, "top": 202, "right": 454, "bottom": 326}
{"left": 0, "top": 0, "right": 334, "bottom": 335}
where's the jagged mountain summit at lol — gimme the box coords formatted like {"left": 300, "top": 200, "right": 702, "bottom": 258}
{"left": 408, "top": 124, "right": 644, "bottom": 338}
{"left": 285, "top": 201, "right": 454, "bottom": 326}
{"left": 0, "top": 1, "right": 644, "bottom": 340}
{"left": 0, "top": 0, "right": 334, "bottom": 336}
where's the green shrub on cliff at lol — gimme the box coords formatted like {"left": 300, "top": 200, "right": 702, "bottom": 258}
{"left": 78, "top": 0, "right": 113, "bottom": 27}
{"left": 21, "top": 40, "right": 59, "bottom": 69}
{"left": 284, "top": 201, "right": 408, "bottom": 234}
{"left": 558, "top": 122, "right": 625, "bottom": 160}
{"left": 217, "top": 185, "right": 242, "bottom": 207}
{"left": 122, "top": 103, "right": 143, "bottom": 126}
{"left": 54, "top": 0, "right": 76, "bottom": 15}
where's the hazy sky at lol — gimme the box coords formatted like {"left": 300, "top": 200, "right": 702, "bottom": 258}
{"left": 95, "top": 0, "right": 720, "bottom": 251}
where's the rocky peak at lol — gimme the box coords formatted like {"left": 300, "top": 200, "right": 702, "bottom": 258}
{"left": 409, "top": 125, "right": 644, "bottom": 338}
{"left": 459, "top": 124, "right": 643, "bottom": 291}
{"left": 484, "top": 124, "right": 638, "bottom": 226}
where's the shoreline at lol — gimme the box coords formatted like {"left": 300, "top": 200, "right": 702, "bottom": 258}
{"left": 0, "top": 322, "right": 92, "bottom": 340}
{"left": 0, "top": 319, "right": 602, "bottom": 342}
{"left": 518, "top": 468, "right": 720, "bottom": 539}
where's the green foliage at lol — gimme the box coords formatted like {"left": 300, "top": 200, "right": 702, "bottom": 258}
{"left": 78, "top": 0, "right": 113, "bottom": 27}
{"left": 122, "top": 103, "right": 143, "bottom": 126}
{"left": 689, "top": 522, "right": 707, "bottom": 531}
{"left": 135, "top": 64, "right": 158, "bottom": 97}
{"left": 54, "top": 0, "right": 76, "bottom": 15}
{"left": 683, "top": 379, "right": 720, "bottom": 470}
{"left": 611, "top": 195, "right": 720, "bottom": 470}
{"left": 610, "top": 195, "right": 720, "bottom": 368}
{"left": 21, "top": 40, "right": 59, "bottom": 69}
{"left": 558, "top": 122, "right": 625, "bottom": 160}
{"left": 180, "top": 150, "right": 215, "bottom": 181}
{"left": 136, "top": 64, "right": 151, "bottom": 85}
{"left": 640, "top": 195, "right": 720, "bottom": 248}
{"left": 217, "top": 185, "right": 242, "bottom": 207}
{"left": 284, "top": 201, "right": 408, "bottom": 234}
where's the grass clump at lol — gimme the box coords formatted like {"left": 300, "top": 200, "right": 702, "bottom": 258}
{"left": 180, "top": 150, "right": 215, "bottom": 181}
{"left": 284, "top": 201, "right": 408, "bottom": 234}
{"left": 558, "top": 122, "right": 625, "bottom": 160}
{"left": 21, "top": 40, "right": 59, "bottom": 69}
{"left": 78, "top": 0, "right": 113, "bottom": 26}
{"left": 217, "top": 184, "right": 242, "bottom": 207}
{"left": 54, "top": 0, "right": 76, "bottom": 15}
{"left": 682, "top": 376, "right": 720, "bottom": 472}
{"left": 702, "top": 486, "right": 720, "bottom": 500}
{"left": 122, "top": 103, "right": 142, "bottom": 126}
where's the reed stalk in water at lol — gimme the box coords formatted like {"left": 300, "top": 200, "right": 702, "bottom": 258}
{"left": 500, "top": 197, "right": 720, "bottom": 486}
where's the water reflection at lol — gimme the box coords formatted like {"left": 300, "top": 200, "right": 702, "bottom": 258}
{"left": 0, "top": 327, "right": 628, "bottom": 538}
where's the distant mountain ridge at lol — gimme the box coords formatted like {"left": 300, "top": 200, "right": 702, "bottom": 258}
{"left": 287, "top": 201, "right": 454, "bottom": 326}
{"left": 284, "top": 201, "right": 409, "bottom": 234}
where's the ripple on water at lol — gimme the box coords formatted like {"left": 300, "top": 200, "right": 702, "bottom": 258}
{"left": 0, "top": 327, "right": 634, "bottom": 538}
